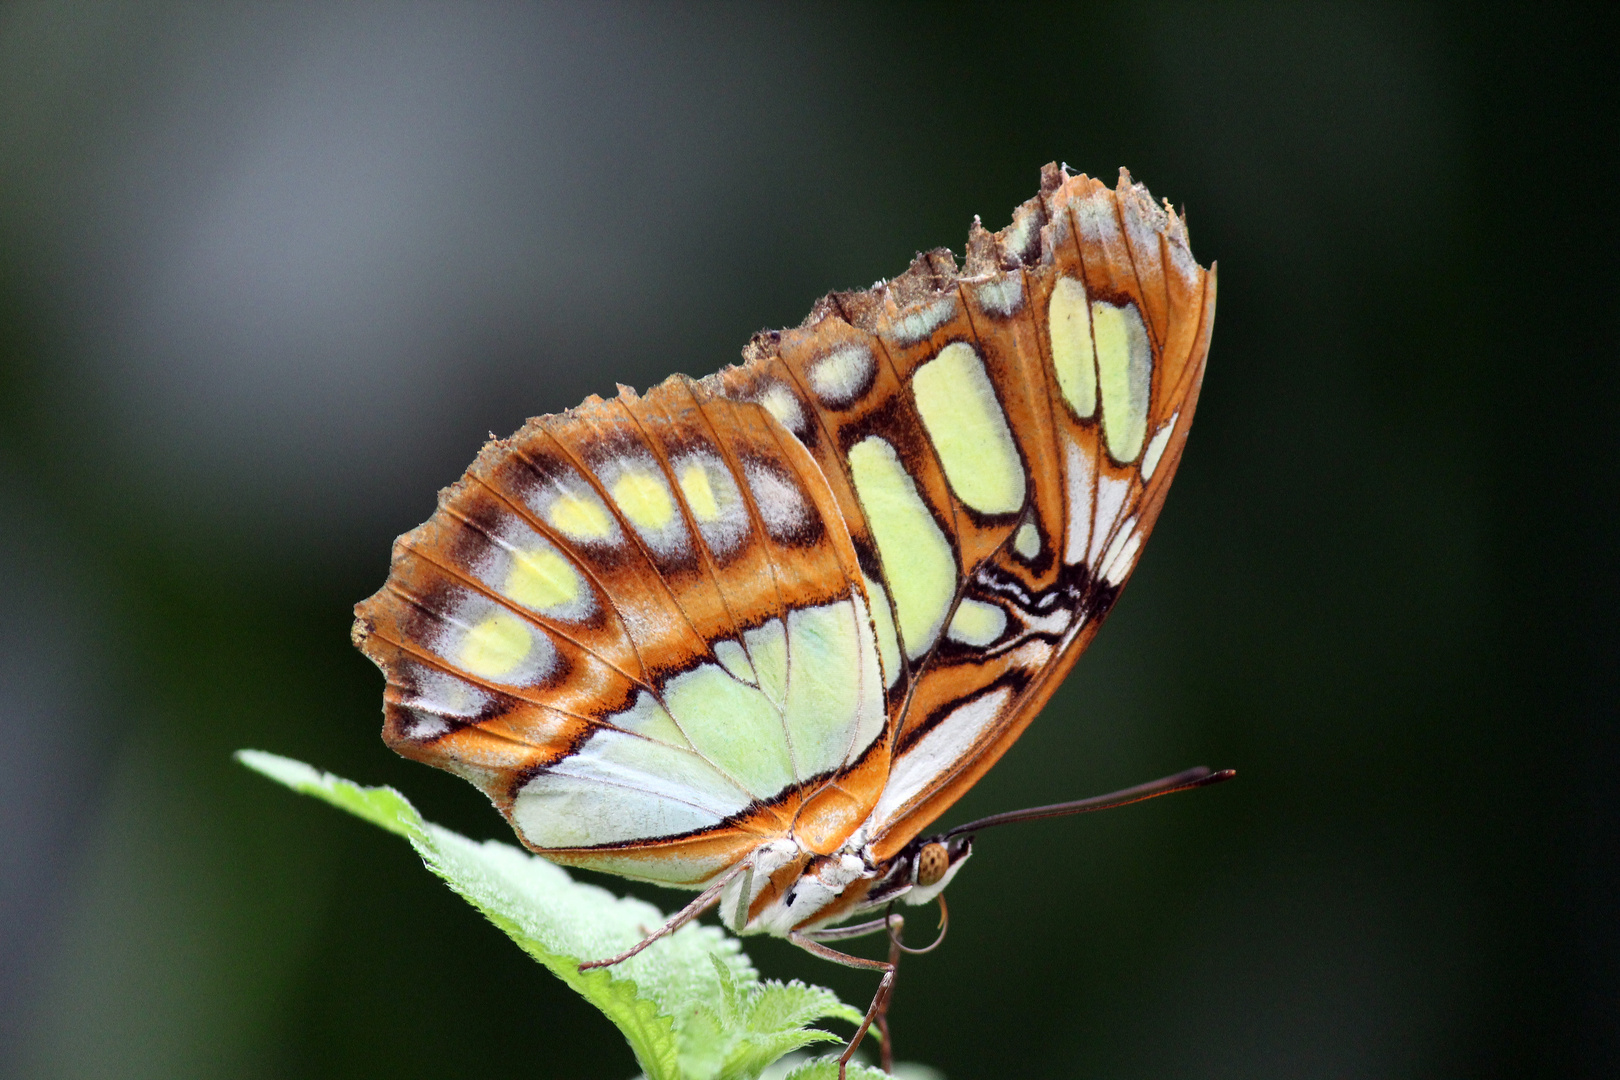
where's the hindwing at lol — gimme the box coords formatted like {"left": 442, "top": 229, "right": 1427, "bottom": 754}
{"left": 354, "top": 378, "right": 892, "bottom": 886}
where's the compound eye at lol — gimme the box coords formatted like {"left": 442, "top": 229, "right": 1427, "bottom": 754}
{"left": 914, "top": 842, "right": 949, "bottom": 887}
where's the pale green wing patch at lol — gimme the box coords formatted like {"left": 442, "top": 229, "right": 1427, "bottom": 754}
{"left": 780, "top": 598, "right": 886, "bottom": 778}
{"left": 1092, "top": 299, "right": 1153, "bottom": 463}
{"left": 1047, "top": 275, "right": 1097, "bottom": 420}
{"left": 237, "top": 751, "right": 859, "bottom": 1080}
{"left": 506, "top": 593, "right": 886, "bottom": 853}
{"left": 665, "top": 663, "right": 797, "bottom": 796}
{"left": 911, "top": 342, "right": 1025, "bottom": 515}
{"left": 847, "top": 437, "right": 956, "bottom": 660}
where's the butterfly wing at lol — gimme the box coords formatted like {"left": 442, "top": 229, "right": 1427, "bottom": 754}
{"left": 353, "top": 377, "right": 892, "bottom": 887}
{"left": 355, "top": 164, "right": 1213, "bottom": 890}
{"left": 708, "top": 167, "right": 1215, "bottom": 861}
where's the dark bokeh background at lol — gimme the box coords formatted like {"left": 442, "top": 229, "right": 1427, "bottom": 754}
{"left": 2, "top": 4, "right": 1615, "bottom": 1078}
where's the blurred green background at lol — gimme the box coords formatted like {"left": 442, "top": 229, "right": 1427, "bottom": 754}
{"left": 2, "top": 3, "right": 1614, "bottom": 1078}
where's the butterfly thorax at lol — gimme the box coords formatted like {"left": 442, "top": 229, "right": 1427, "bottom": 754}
{"left": 723, "top": 830, "right": 974, "bottom": 937}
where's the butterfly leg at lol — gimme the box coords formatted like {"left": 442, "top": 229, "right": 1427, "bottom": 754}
{"left": 874, "top": 917, "right": 905, "bottom": 1073}
{"left": 802, "top": 912, "right": 910, "bottom": 1070}
{"left": 799, "top": 916, "right": 893, "bottom": 943}
{"left": 790, "top": 925, "right": 904, "bottom": 1078}
{"left": 579, "top": 862, "right": 744, "bottom": 971}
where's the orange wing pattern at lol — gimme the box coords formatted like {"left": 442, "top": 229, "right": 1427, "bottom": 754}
{"left": 354, "top": 380, "right": 891, "bottom": 886}
{"left": 354, "top": 164, "right": 1214, "bottom": 890}
{"left": 707, "top": 165, "right": 1214, "bottom": 860}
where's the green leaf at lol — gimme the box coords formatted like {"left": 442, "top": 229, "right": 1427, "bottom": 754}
{"left": 779, "top": 1059, "right": 943, "bottom": 1080}
{"left": 236, "top": 751, "right": 866, "bottom": 1080}
{"left": 236, "top": 748, "right": 424, "bottom": 840}
{"left": 674, "top": 956, "right": 864, "bottom": 1080}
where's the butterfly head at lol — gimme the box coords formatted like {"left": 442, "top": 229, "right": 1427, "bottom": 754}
{"left": 867, "top": 832, "right": 973, "bottom": 911}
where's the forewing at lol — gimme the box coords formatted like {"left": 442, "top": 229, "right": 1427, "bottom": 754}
{"left": 710, "top": 167, "right": 1215, "bottom": 861}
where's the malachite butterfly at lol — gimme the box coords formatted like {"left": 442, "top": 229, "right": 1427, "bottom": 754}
{"left": 353, "top": 164, "right": 1225, "bottom": 1074}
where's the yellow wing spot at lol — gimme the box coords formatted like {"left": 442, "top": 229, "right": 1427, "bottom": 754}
{"left": 1093, "top": 300, "right": 1152, "bottom": 463}
{"left": 947, "top": 598, "right": 1007, "bottom": 647}
{"left": 679, "top": 462, "right": 721, "bottom": 521}
{"left": 547, "top": 492, "right": 613, "bottom": 540}
{"left": 612, "top": 469, "right": 674, "bottom": 531}
{"left": 458, "top": 610, "right": 533, "bottom": 679}
{"left": 847, "top": 436, "right": 956, "bottom": 660}
{"left": 1014, "top": 520, "right": 1040, "bottom": 559}
{"left": 912, "top": 342, "right": 1026, "bottom": 515}
{"left": 1048, "top": 275, "right": 1097, "bottom": 420}
{"left": 503, "top": 547, "right": 580, "bottom": 612}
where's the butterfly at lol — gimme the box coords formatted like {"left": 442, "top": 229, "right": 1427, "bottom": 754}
{"left": 353, "top": 163, "right": 1226, "bottom": 1075}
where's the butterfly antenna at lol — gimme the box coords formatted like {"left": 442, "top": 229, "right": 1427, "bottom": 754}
{"left": 944, "top": 766, "right": 1234, "bottom": 839}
